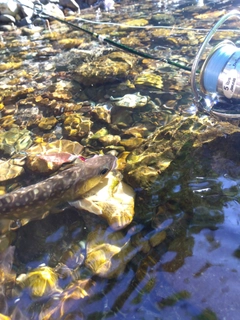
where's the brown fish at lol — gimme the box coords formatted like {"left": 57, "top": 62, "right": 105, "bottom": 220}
{"left": 0, "top": 154, "right": 116, "bottom": 221}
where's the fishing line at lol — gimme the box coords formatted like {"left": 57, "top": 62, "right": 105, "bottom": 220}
{"left": 17, "top": 2, "right": 240, "bottom": 73}
{"left": 76, "top": 17, "right": 240, "bottom": 33}
{"left": 45, "top": 14, "right": 192, "bottom": 71}
{"left": 17, "top": 1, "right": 191, "bottom": 71}
{"left": 16, "top": 2, "right": 240, "bottom": 118}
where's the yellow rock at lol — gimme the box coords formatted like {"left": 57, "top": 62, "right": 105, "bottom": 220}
{"left": 58, "top": 38, "right": 85, "bottom": 49}
{"left": 117, "top": 151, "right": 130, "bottom": 170}
{"left": 0, "top": 158, "right": 25, "bottom": 182}
{"left": 0, "top": 314, "right": 11, "bottom": 320}
{"left": 38, "top": 116, "right": 58, "bottom": 130}
{"left": 120, "top": 137, "right": 145, "bottom": 150}
{"left": 70, "top": 171, "right": 135, "bottom": 230}
{"left": 122, "top": 18, "right": 149, "bottom": 26}
{"left": 135, "top": 73, "right": 163, "bottom": 89}
{"left": 16, "top": 266, "right": 60, "bottom": 298}
{"left": 0, "top": 62, "right": 22, "bottom": 72}
{"left": 64, "top": 114, "right": 92, "bottom": 137}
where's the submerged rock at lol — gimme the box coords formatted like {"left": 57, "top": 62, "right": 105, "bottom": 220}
{"left": 59, "top": 0, "right": 80, "bottom": 12}
{"left": 134, "top": 73, "right": 163, "bottom": 89}
{"left": 110, "top": 92, "right": 150, "bottom": 108}
{"left": 16, "top": 266, "right": 60, "bottom": 298}
{"left": 91, "top": 105, "right": 111, "bottom": 124}
{"left": 0, "top": 157, "right": 25, "bottom": 182}
{"left": 27, "top": 152, "right": 80, "bottom": 173}
{"left": 27, "top": 139, "right": 83, "bottom": 156}
{"left": 0, "top": 0, "right": 18, "bottom": 17}
{"left": 151, "top": 13, "right": 175, "bottom": 26}
{"left": 39, "top": 279, "right": 95, "bottom": 320}
{"left": 70, "top": 170, "right": 135, "bottom": 230}
{"left": 0, "top": 127, "right": 32, "bottom": 156}
{"left": 73, "top": 52, "right": 137, "bottom": 86}
{"left": 85, "top": 226, "right": 133, "bottom": 278}
{"left": 0, "top": 246, "right": 16, "bottom": 287}
{"left": 124, "top": 115, "right": 240, "bottom": 190}
{"left": 38, "top": 116, "right": 58, "bottom": 131}
{"left": 26, "top": 139, "right": 84, "bottom": 173}
{"left": 63, "top": 114, "right": 92, "bottom": 138}
{"left": 85, "top": 225, "right": 166, "bottom": 278}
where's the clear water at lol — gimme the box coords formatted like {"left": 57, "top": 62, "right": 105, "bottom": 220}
{"left": 1, "top": 0, "right": 240, "bottom": 319}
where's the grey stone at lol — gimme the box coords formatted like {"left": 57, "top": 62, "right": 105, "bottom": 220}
{"left": 59, "top": 0, "right": 80, "bottom": 11}
{"left": 16, "top": 16, "right": 33, "bottom": 27}
{"left": 0, "top": 13, "right": 16, "bottom": 23}
{"left": 17, "top": 0, "right": 34, "bottom": 18}
{"left": 43, "top": 2, "right": 65, "bottom": 19}
{"left": 0, "top": 24, "right": 15, "bottom": 31}
{"left": 0, "top": 0, "right": 18, "bottom": 16}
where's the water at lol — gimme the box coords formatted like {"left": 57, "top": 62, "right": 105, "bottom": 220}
{"left": 1, "top": 0, "right": 240, "bottom": 319}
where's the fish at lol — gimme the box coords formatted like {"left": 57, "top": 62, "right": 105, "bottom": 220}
{"left": 0, "top": 154, "right": 116, "bottom": 221}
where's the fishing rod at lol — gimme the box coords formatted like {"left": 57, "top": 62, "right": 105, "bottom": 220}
{"left": 190, "top": 10, "right": 240, "bottom": 118}
{"left": 17, "top": 3, "right": 240, "bottom": 119}
{"left": 29, "top": 2, "right": 191, "bottom": 72}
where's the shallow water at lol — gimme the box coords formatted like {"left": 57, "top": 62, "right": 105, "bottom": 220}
{"left": 1, "top": 0, "right": 240, "bottom": 319}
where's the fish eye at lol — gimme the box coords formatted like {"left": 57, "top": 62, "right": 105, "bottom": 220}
{"left": 99, "top": 168, "right": 109, "bottom": 175}
{"left": 10, "top": 220, "right": 22, "bottom": 231}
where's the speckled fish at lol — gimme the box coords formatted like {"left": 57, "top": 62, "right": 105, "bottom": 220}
{"left": 0, "top": 154, "right": 116, "bottom": 221}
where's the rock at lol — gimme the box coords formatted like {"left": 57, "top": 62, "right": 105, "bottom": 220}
{"left": 0, "top": 0, "right": 34, "bottom": 25}
{"left": 0, "top": 24, "right": 16, "bottom": 31}
{"left": 123, "top": 115, "right": 240, "bottom": 190}
{"left": 89, "top": 127, "right": 108, "bottom": 140}
{"left": 16, "top": 266, "right": 61, "bottom": 298}
{"left": 27, "top": 139, "right": 83, "bottom": 156}
{"left": 0, "top": 246, "right": 16, "bottom": 303}
{"left": 0, "top": 14, "right": 16, "bottom": 23}
{"left": 104, "top": 0, "right": 114, "bottom": 11}
{"left": 123, "top": 18, "right": 149, "bottom": 26}
{"left": 151, "top": 13, "right": 175, "bottom": 26}
{"left": 63, "top": 114, "right": 92, "bottom": 138}
{"left": 59, "top": 0, "right": 80, "bottom": 11}
{"left": 73, "top": 52, "right": 137, "bottom": 86}
{"left": 84, "top": 225, "right": 166, "bottom": 278}
{"left": 26, "top": 151, "right": 80, "bottom": 173}
{"left": 39, "top": 279, "right": 95, "bottom": 320}
{"left": 0, "top": 127, "right": 33, "bottom": 156}
{"left": 91, "top": 105, "right": 111, "bottom": 123}
{"left": 134, "top": 73, "right": 163, "bottom": 89}
{"left": 70, "top": 170, "right": 135, "bottom": 230}
{"left": 0, "top": 61, "right": 22, "bottom": 72}
{"left": 38, "top": 116, "right": 58, "bottom": 130}
{"left": 16, "top": 16, "right": 32, "bottom": 27}
{"left": 0, "top": 158, "right": 25, "bottom": 182}
{"left": 98, "top": 134, "right": 121, "bottom": 147}
{"left": 58, "top": 38, "right": 85, "bottom": 49}
{"left": 84, "top": 226, "right": 133, "bottom": 278}
{"left": 0, "top": 0, "right": 18, "bottom": 16}
{"left": 111, "top": 109, "right": 133, "bottom": 127}
{"left": 43, "top": 2, "right": 65, "bottom": 19}
{"left": 110, "top": 92, "right": 150, "bottom": 108}
{"left": 26, "top": 139, "right": 84, "bottom": 173}
{"left": 17, "top": 0, "right": 34, "bottom": 18}
{"left": 120, "top": 137, "right": 145, "bottom": 150}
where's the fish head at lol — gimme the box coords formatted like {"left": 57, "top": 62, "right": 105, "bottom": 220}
{"left": 73, "top": 154, "right": 117, "bottom": 198}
